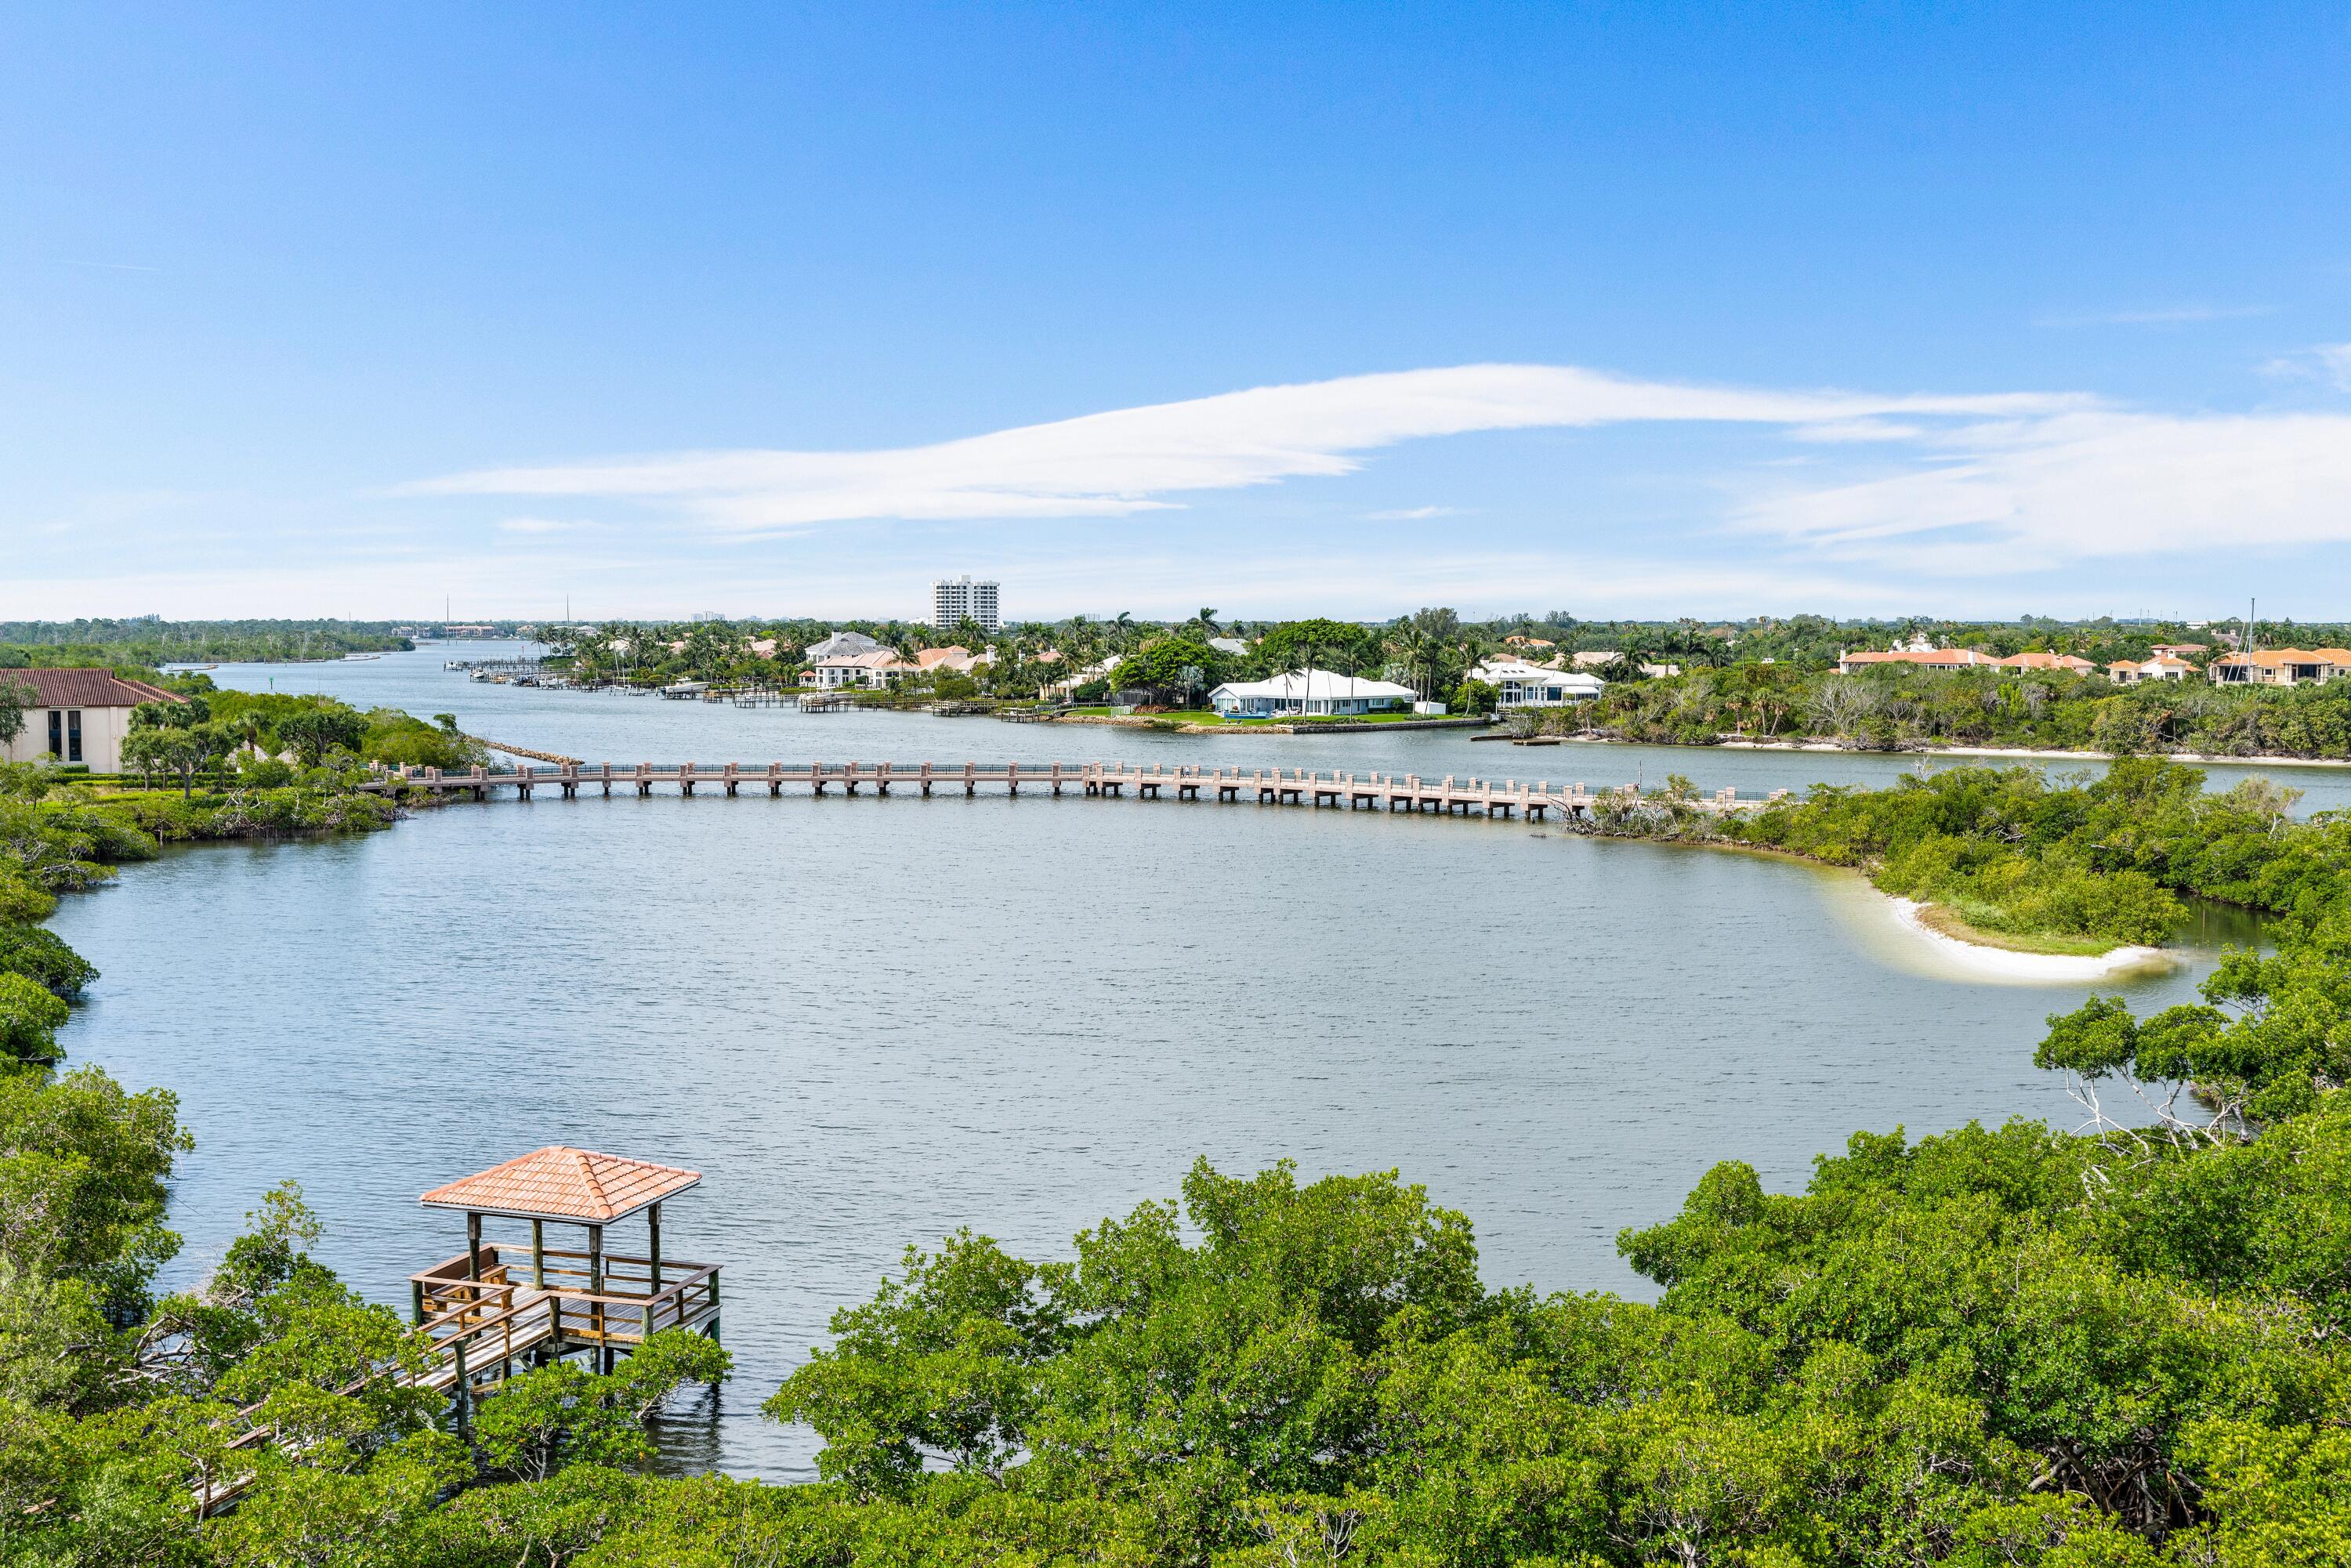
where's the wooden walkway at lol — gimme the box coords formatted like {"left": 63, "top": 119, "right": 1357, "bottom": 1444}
{"left": 197, "top": 1246, "right": 718, "bottom": 1515}
{"left": 362, "top": 760, "right": 1780, "bottom": 817}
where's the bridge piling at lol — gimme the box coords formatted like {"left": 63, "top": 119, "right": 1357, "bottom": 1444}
{"left": 362, "top": 759, "right": 1745, "bottom": 827}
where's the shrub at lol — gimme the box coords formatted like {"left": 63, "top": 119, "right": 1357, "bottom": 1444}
{"left": 0, "top": 971, "right": 69, "bottom": 1066}
{"left": 0, "top": 870, "right": 56, "bottom": 925}
{"left": 0, "top": 924, "right": 99, "bottom": 997}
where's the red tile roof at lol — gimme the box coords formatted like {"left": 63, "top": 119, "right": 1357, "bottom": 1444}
{"left": 2, "top": 668, "right": 181, "bottom": 707}
{"left": 2212, "top": 648, "right": 2351, "bottom": 668}
{"left": 419, "top": 1146, "right": 701, "bottom": 1223}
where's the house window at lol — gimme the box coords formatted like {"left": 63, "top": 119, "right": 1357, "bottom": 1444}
{"left": 47, "top": 710, "right": 61, "bottom": 758}
{"left": 67, "top": 710, "right": 82, "bottom": 763}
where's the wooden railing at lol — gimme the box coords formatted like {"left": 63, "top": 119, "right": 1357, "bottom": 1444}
{"left": 409, "top": 1248, "right": 720, "bottom": 1353}
{"left": 357, "top": 759, "right": 1784, "bottom": 815}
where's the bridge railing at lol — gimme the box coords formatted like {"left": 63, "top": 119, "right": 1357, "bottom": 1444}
{"left": 373, "top": 760, "right": 1648, "bottom": 811}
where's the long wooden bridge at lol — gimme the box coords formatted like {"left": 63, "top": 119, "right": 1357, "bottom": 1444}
{"left": 364, "top": 760, "right": 1781, "bottom": 817}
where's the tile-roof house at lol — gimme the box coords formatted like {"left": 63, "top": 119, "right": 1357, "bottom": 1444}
{"left": 1, "top": 668, "right": 180, "bottom": 773}
{"left": 1997, "top": 651, "right": 2099, "bottom": 675}
{"left": 1835, "top": 647, "right": 2003, "bottom": 674}
{"left": 2107, "top": 656, "right": 2193, "bottom": 685}
{"left": 2204, "top": 648, "right": 2351, "bottom": 687}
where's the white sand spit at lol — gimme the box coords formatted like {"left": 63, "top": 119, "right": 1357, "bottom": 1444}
{"left": 1885, "top": 897, "right": 2175, "bottom": 984}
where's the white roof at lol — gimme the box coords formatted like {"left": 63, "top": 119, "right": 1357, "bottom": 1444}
{"left": 1210, "top": 669, "right": 1415, "bottom": 701}
{"left": 807, "top": 631, "right": 882, "bottom": 660}
{"left": 1473, "top": 659, "right": 1603, "bottom": 690}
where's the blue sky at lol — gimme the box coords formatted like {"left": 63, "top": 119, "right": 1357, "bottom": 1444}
{"left": 5, "top": 3, "right": 2349, "bottom": 624}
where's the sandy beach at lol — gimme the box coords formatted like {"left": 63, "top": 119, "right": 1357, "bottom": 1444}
{"left": 1884, "top": 896, "right": 2176, "bottom": 983}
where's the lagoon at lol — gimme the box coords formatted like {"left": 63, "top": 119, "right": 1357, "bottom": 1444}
{"left": 42, "top": 644, "right": 2288, "bottom": 1476}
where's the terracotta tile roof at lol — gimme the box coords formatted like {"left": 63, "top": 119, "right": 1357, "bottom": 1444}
{"left": 2218, "top": 648, "right": 2351, "bottom": 668}
{"left": 2, "top": 668, "right": 182, "bottom": 707}
{"left": 1998, "top": 652, "right": 2096, "bottom": 671}
{"left": 419, "top": 1146, "right": 701, "bottom": 1223}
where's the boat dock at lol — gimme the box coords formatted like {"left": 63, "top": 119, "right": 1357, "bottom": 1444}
{"left": 198, "top": 1146, "right": 720, "bottom": 1517}
{"left": 362, "top": 760, "right": 1780, "bottom": 817}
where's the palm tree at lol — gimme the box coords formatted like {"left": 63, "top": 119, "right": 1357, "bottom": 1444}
{"left": 1390, "top": 628, "right": 1422, "bottom": 701}
{"left": 1191, "top": 607, "right": 1221, "bottom": 638}
{"left": 233, "top": 708, "right": 269, "bottom": 760}
{"left": 1057, "top": 622, "right": 1103, "bottom": 701}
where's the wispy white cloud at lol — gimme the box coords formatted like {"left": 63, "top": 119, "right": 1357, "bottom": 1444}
{"left": 1786, "top": 418, "right": 1929, "bottom": 444}
{"left": 1733, "top": 408, "right": 2351, "bottom": 571}
{"left": 495, "top": 516, "right": 591, "bottom": 534}
{"left": 407, "top": 364, "right": 2085, "bottom": 532}
{"left": 1367, "top": 505, "right": 1459, "bottom": 520}
{"left": 402, "top": 361, "right": 2351, "bottom": 581}
{"left": 2038, "top": 303, "right": 2270, "bottom": 328}
{"left": 2259, "top": 342, "right": 2351, "bottom": 391}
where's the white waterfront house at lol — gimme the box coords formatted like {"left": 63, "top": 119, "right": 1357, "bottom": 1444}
{"left": 800, "top": 649, "right": 905, "bottom": 690}
{"left": 1469, "top": 658, "right": 1603, "bottom": 707}
{"left": 1207, "top": 669, "right": 1416, "bottom": 718}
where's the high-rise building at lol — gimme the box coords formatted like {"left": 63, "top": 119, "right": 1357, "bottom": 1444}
{"left": 930, "top": 575, "right": 1000, "bottom": 632}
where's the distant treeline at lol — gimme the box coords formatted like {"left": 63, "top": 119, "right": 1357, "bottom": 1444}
{"left": 1546, "top": 660, "right": 2351, "bottom": 759}
{"left": 25, "top": 609, "right": 2351, "bottom": 686}
{"left": 537, "top": 609, "right": 2337, "bottom": 707}
{"left": 0, "top": 618, "right": 413, "bottom": 672}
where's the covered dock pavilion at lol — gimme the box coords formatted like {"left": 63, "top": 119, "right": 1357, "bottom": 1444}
{"left": 413, "top": 1146, "right": 722, "bottom": 1397}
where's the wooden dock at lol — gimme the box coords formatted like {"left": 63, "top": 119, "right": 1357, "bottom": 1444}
{"left": 198, "top": 1146, "right": 719, "bottom": 1517}
{"left": 196, "top": 1251, "right": 718, "bottom": 1515}
{"left": 361, "top": 760, "right": 1779, "bottom": 817}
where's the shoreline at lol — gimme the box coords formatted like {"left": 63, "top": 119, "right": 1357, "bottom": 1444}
{"left": 1613, "top": 831, "right": 2184, "bottom": 983}
{"left": 1552, "top": 735, "right": 2351, "bottom": 770}
{"left": 1883, "top": 896, "right": 2175, "bottom": 982}
{"left": 1051, "top": 713, "right": 1491, "bottom": 734}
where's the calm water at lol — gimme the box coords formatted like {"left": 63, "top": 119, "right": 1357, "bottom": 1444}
{"left": 46, "top": 645, "right": 2296, "bottom": 1476}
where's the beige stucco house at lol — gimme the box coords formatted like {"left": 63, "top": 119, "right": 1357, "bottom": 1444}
{"left": 0, "top": 668, "right": 181, "bottom": 773}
